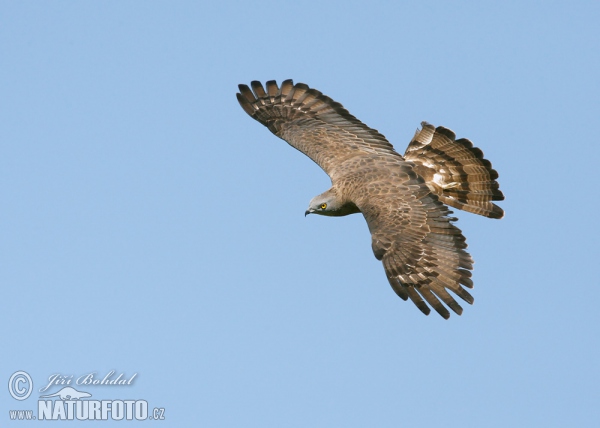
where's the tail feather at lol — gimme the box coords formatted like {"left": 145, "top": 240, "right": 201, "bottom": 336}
{"left": 405, "top": 122, "right": 504, "bottom": 219}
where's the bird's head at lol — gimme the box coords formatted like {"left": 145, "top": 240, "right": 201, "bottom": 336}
{"left": 305, "top": 189, "right": 359, "bottom": 217}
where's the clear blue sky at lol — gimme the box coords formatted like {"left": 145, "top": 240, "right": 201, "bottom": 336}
{"left": 2, "top": 1, "right": 599, "bottom": 426}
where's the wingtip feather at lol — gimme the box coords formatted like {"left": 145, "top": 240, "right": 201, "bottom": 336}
{"left": 251, "top": 81, "right": 266, "bottom": 98}
{"left": 238, "top": 84, "right": 256, "bottom": 103}
{"left": 236, "top": 93, "right": 256, "bottom": 116}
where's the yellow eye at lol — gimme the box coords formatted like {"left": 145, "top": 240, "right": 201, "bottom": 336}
{"left": 320, "top": 203, "right": 327, "bottom": 209}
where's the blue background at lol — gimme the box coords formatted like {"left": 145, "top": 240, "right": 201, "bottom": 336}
{"left": 2, "top": 1, "right": 599, "bottom": 426}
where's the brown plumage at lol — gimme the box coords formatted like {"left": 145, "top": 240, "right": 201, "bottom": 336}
{"left": 405, "top": 124, "right": 504, "bottom": 218}
{"left": 237, "top": 79, "right": 504, "bottom": 319}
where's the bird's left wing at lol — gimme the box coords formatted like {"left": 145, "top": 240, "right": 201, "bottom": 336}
{"left": 237, "top": 80, "right": 400, "bottom": 179}
{"left": 355, "top": 161, "right": 475, "bottom": 319}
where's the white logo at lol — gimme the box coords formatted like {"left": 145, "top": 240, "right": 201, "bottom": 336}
{"left": 40, "top": 386, "right": 92, "bottom": 400}
{"left": 7, "top": 370, "right": 166, "bottom": 422}
{"left": 8, "top": 371, "right": 33, "bottom": 401}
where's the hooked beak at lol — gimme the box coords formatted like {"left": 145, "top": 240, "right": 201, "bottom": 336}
{"left": 305, "top": 209, "right": 314, "bottom": 217}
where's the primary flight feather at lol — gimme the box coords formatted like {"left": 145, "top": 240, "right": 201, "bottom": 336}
{"left": 237, "top": 79, "right": 504, "bottom": 319}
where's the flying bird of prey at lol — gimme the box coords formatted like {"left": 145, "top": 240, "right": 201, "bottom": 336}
{"left": 236, "top": 80, "right": 504, "bottom": 319}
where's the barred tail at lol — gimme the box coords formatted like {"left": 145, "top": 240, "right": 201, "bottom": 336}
{"left": 405, "top": 122, "right": 504, "bottom": 219}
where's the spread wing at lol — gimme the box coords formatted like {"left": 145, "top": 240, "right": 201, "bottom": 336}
{"left": 356, "top": 161, "right": 474, "bottom": 319}
{"left": 236, "top": 80, "right": 401, "bottom": 179}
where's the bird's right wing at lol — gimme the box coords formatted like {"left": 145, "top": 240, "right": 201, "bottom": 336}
{"left": 355, "top": 162, "right": 475, "bottom": 319}
{"left": 237, "top": 80, "right": 400, "bottom": 179}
